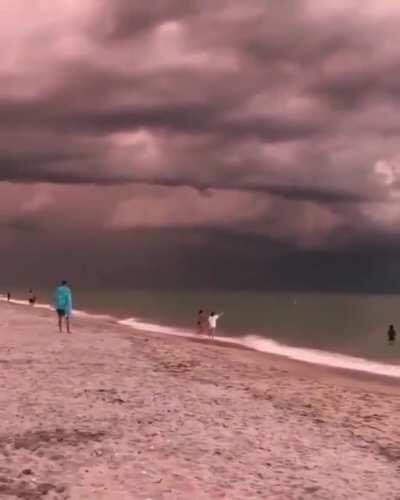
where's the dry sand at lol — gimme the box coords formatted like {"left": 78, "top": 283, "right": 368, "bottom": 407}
{"left": 0, "top": 302, "right": 399, "bottom": 499}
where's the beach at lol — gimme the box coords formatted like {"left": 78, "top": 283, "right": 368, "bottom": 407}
{"left": 0, "top": 302, "right": 399, "bottom": 499}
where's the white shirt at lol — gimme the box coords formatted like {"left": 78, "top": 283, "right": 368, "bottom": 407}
{"left": 208, "top": 314, "right": 222, "bottom": 329}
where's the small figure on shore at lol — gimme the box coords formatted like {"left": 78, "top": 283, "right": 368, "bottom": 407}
{"left": 6, "top": 292, "right": 11, "bottom": 302}
{"left": 387, "top": 324, "right": 396, "bottom": 344}
{"left": 28, "top": 289, "right": 36, "bottom": 305}
{"left": 208, "top": 312, "right": 224, "bottom": 340}
{"left": 197, "top": 309, "right": 206, "bottom": 334}
{"left": 55, "top": 280, "right": 73, "bottom": 334}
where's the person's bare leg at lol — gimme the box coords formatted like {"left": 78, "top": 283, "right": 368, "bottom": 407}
{"left": 66, "top": 316, "right": 70, "bottom": 334}
{"left": 58, "top": 315, "right": 62, "bottom": 333}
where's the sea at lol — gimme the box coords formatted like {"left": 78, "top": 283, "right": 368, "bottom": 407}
{"left": 3, "top": 288, "right": 400, "bottom": 378}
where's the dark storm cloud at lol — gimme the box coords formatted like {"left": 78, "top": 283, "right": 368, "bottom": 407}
{"left": 2, "top": 0, "right": 400, "bottom": 290}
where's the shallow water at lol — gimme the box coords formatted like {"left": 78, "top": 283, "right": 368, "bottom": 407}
{"left": 5, "top": 288, "right": 400, "bottom": 367}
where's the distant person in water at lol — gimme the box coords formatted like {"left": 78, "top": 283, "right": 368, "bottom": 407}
{"left": 55, "top": 280, "right": 72, "bottom": 333}
{"left": 197, "top": 309, "right": 206, "bottom": 334}
{"left": 6, "top": 292, "right": 11, "bottom": 302}
{"left": 207, "top": 312, "right": 224, "bottom": 340}
{"left": 387, "top": 324, "right": 396, "bottom": 343}
{"left": 28, "top": 289, "right": 36, "bottom": 305}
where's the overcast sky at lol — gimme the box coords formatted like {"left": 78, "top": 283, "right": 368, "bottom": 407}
{"left": 2, "top": 0, "right": 400, "bottom": 291}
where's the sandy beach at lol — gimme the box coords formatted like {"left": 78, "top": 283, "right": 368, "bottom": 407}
{"left": 0, "top": 302, "right": 399, "bottom": 499}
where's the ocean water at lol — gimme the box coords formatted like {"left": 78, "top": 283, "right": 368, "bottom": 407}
{"left": 3, "top": 288, "right": 400, "bottom": 377}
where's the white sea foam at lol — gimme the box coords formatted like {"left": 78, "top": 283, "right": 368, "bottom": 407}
{"left": 73, "top": 309, "right": 115, "bottom": 322}
{"left": 118, "top": 317, "right": 195, "bottom": 337}
{"left": 0, "top": 297, "right": 29, "bottom": 306}
{"left": 239, "top": 335, "right": 400, "bottom": 378}
{"left": 0, "top": 297, "right": 113, "bottom": 321}
{"left": 119, "top": 316, "right": 400, "bottom": 378}
{"left": 0, "top": 296, "right": 54, "bottom": 310}
{"left": 33, "top": 302, "right": 54, "bottom": 311}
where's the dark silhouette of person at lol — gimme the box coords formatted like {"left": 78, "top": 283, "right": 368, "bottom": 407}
{"left": 197, "top": 309, "right": 205, "bottom": 334}
{"left": 387, "top": 324, "right": 396, "bottom": 343}
{"left": 6, "top": 292, "right": 11, "bottom": 302}
{"left": 28, "top": 289, "right": 36, "bottom": 305}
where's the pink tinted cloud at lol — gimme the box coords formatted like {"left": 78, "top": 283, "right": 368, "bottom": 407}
{"left": 1, "top": 0, "right": 400, "bottom": 251}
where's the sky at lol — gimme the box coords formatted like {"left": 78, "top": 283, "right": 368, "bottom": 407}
{"left": 2, "top": 0, "right": 400, "bottom": 291}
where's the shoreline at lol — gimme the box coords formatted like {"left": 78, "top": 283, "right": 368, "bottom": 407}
{"left": 3, "top": 298, "right": 400, "bottom": 393}
{"left": 3, "top": 295, "right": 400, "bottom": 383}
{"left": 0, "top": 301, "right": 400, "bottom": 498}
{"left": 128, "top": 322, "right": 400, "bottom": 394}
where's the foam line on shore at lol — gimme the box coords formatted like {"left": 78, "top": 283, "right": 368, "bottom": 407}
{"left": 0, "top": 297, "right": 115, "bottom": 322}
{"left": 119, "top": 317, "right": 400, "bottom": 379}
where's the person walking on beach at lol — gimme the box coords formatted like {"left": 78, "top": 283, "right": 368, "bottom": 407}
{"left": 55, "top": 280, "right": 72, "bottom": 334}
{"left": 197, "top": 309, "right": 206, "bottom": 334}
{"left": 207, "top": 312, "right": 223, "bottom": 340}
{"left": 387, "top": 324, "right": 396, "bottom": 344}
{"left": 6, "top": 292, "right": 11, "bottom": 302}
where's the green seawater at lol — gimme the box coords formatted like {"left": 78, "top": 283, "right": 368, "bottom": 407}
{"left": 5, "top": 287, "right": 400, "bottom": 363}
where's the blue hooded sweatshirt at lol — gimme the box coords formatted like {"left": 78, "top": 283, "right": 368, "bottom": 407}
{"left": 55, "top": 285, "right": 72, "bottom": 315}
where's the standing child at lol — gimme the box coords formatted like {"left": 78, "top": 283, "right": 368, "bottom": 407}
{"left": 207, "top": 312, "right": 224, "bottom": 340}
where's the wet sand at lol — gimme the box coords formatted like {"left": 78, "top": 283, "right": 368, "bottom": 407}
{"left": 0, "top": 302, "right": 399, "bottom": 499}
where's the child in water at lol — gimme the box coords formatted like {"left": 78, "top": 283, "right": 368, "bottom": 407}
{"left": 387, "top": 324, "right": 396, "bottom": 343}
{"left": 28, "top": 289, "right": 36, "bottom": 305}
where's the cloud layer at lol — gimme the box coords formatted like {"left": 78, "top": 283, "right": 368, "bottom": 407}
{"left": 2, "top": 0, "right": 400, "bottom": 289}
